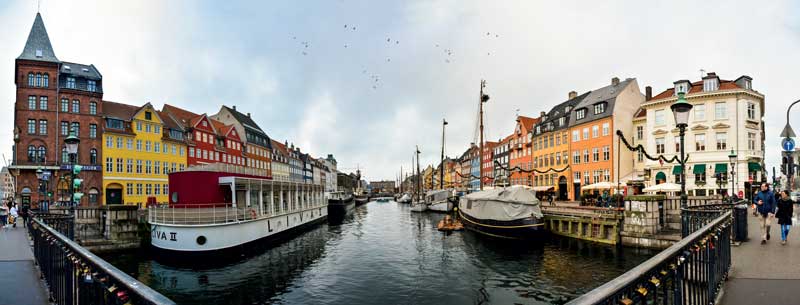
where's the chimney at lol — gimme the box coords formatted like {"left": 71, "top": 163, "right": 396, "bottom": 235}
{"left": 540, "top": 111, "right": 546, "bottom": 118}
{"left": 568, "top": 91, "right": 577, "bottom": 99}
{"left": 611, "top": 77, "right": 620, "bottom": 86}
{"left": 233, "top": 105, "right": 237, "bottom": 111}
{"left": 645, "top": 86, "right": 652, "bottom": 101}
{"left": 247, "top": 112, "right": 251, "bottom": 117}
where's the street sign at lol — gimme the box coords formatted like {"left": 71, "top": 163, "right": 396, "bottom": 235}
{"left": 783, "top": 137, "right": 796, "bottom": 152}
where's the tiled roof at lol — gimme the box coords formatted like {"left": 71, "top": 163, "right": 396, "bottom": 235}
{"left": 651, "top": 78, "right": 745, "bottom": 101}
{"left": 162, "top": 104, "right": 201, "bottom": 128}
{"left": 271, "top": 139, "right": 288, "bottom": 155}
{"left": 18, "top": 13, "right": 58, "bottom": 63}
{"left": 634, "top": 108, "right": 646, "bottom": 118}
{"left": 220, "top": 105, "right": 266, "bottom": 135}
{"left": 60, "top": 62, "right": 101, "bottom": 80}
{"left": 517, "top": 116, "right": 540, "bottom": 131}
{"left": 102, "top": 101, "right": 139, "bottom": 120}
{"left": 535, "top": 91, "right": 590, "bottom": 134}
{"left": 569, "top": 78, "right": 636, "bottom": 126}
{"left": 157, "top": 110, "right": 183, "bottom": 131}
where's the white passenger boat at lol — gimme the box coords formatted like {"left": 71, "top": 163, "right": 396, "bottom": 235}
{"left": 148, "top": 166, "right": 328, "bottom": 254}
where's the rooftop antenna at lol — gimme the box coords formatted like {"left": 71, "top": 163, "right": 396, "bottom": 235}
{"left": 699, "top": 69, "right": 706, "bottom": 78}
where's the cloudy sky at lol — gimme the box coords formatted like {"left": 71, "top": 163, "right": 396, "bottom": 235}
{"left": 1, "top": 0, "right": 798, "bottom": 181}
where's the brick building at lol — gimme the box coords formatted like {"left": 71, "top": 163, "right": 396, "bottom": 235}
{"left": 11, "top": 13, "right": 105, "bottom": 207}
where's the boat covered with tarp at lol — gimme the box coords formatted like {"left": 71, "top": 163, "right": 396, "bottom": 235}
{"left": 457, "top": 185, "right": 544, "bottom": 239}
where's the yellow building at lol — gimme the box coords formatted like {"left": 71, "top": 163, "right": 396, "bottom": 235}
{"left": 101, "top": 102, "right": 187, "bottom": 205}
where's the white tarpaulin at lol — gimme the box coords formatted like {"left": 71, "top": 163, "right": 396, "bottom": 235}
{"left": 459, "top": 185, "right": 543, "bottom": 221}
{"left": 582, "top": 181, "right": 616, "bottom": 190}
{"left": 642, "top": 183, "right": 681, "bottom": 193}
{"left": 425, "top": 189, "right": 450, "bottom": 203}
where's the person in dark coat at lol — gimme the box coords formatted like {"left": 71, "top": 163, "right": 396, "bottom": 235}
{"left": 752, "top": 183, "right": 777, "bottom": 244}
{"left": 776, "top": 190, "right": 794, "bottom": 245}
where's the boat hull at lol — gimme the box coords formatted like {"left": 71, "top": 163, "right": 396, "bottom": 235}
{"left": 354, "top": 197, "right": 369, "bottom": 206}
{"left": 458, "top": 209, "right": 544, "bottom": 239}
{"left": 427, "top": 200, "right": 453, "bottom": 212}
{"left": 410, "top": 203, "right": 428, "bottom": 212}
{"left": 150, "top": 207, "right": 328, "bottom": 253}
{"left": 327, "top": 198, "right": 355, "bottom": 224}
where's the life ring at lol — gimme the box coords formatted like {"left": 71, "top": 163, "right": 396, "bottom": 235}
{"left": 249, "top": 209, "right": 257, "bottom": 219}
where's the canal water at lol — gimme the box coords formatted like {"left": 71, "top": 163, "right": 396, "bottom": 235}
{"left": 105, "top": 202, "right": 655, "bottom": 305}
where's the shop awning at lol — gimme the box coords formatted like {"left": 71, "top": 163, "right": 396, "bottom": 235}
{"left": 748, "top": 162, "right": 761, "bottom": 172}
{"left": 672, "top": 165, "right": 683, "bottom": 175}
{"left": 714, "top": 164, "right": 728, "bottom": 174}
{"left": 693, "top": 164, "right": 706, "bottom": 174}
{"left": 655, "top": 172, "right": 667, "bottom": 181}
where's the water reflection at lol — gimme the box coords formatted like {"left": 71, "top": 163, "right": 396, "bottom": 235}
{"left": 107, "top": 202, "right": 654, "bottom": 305}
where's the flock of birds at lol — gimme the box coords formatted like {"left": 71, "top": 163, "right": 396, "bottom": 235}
{"left": 292, "top": 25, "right": 502, "bottom": 90}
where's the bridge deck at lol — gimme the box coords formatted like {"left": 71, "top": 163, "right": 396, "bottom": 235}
{"left": 0, "top": 225, "right": 50, "bottom": 305}
{"left": 721, "top": 209, "right": 800, "bottom": 305}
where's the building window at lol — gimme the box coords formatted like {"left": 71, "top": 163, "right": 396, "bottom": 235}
{"left": 127, "top": 159, "right": 133, "bottom": 173}
{"left": 28, "top": 73, "right": 34, "bottom": 87}
{"left": 695, "top": 134, "right": 706, "bottom": 151}
{"left": 573, "top": 151, "right": 580, "bottom": 164}
{"left": 571, "top": 130, "right": 579, "bottom": 142}
{"left": 28, "top": 96, "right": 36, "bottom": 110}
{"left": 584, "top": 172, "right": 590, "bottom": 185}
{"left": 36, "top": 146, "right": 45, "bottom": 162}
{"left": 594, "top": 103, "right": 605, "bottom": 114}
{"left": 116, "top": 158, "right": 123, "bottom": 172}
{"left": 576, "top": 109, "right": 586, "bottom": 120}
{"left": 146, "top": 160, "right": 152, "bottom": 174}
{"left": 583, "top": 149, "right": 589, "bottom": 163}
{"left": 593, "top": 170, "right": 601, "bottom": 184}
{"left": 155, "top": 161, "right": 160, "bottom": 174}
{"left": 582, "top": 128, "right": 589, "bottom": 140}
{"left": 136, "top": 160, "right": 142, "bottom": 173}
{"left": 602, "top": 123, "right": 609, "bottom": 136}
{"left": 637, "top": 150, "right": 644, "bottom": 162}
{"left": 716, "top": 133, "right": 727, "bottom": 150}
{"left": 106, "top": 119, "right": 123, "bottom": 129}
{"left": 126, "top": 183, "right": 133, "bottom": 196}
{"left": 136, "top": 121, "right": 142, "bottom": 131}
{"left": 748, "top": 133, "right": 756, "bottom": 150}
{"left": 27, "top": 119, "right": 36, "bottom": 134}
{"left": 105, "top": 157, "right": 113, "bottom": 172}
{"left": 694, "top": 104, "right": 705, "bottom": 121}
{"left": 656, "top": 137, "right": 665, "bottom": 154}
{"left": 654, "top": 109, "right": 665, "bottom": 126}
{"left": 61, "top": 121, "right": 68, "bottom": 136}
{"left": 695, "top": 171, "right": 707, "bottom": 184}
{"left": 116, "top": 137, "right": 122, "bottom": 148}
{"left": 714, "top": 102, "right": 727, "bottom": 119}
{"left": 27, "top": 145, "right": 35, "bottom": 162}
{"left": 145, "top": 123, "right": 151, "bottom": 133}
{"left": 155, "top": 184, "right": 161, "bottom": 195}
{"left": 154, "top": 142, "right": 160, "bottom": 153}
{"left": 602, "top": 146, "right": 610, "bottom": 161}
{"left": 61, "top": 98, "right": 68, "bottom": 112}
{"left": 38, "top": 120, "right": 47, "bottom": 135}
{"left": 559, "top": 117, "right": 565, "bottom": 126}
{"left": 70, "top": 122, "right": 79, "bottom": 136}
{"left": 126, "top": 139, "right": 133, "bottom": 150}
{"left": 603, "top": 169, "right": 610, "bottom": 182}
{"left": 87, "top": 80, "right": 96, "bottom": 92}
{"left": 155, "top": 125, "right": 161, "bottom": 134}
{"left": 636, "top": 126, "right": 643, "bottom": 140}
{"left": 39, "top": 96, "right": 48, "bottom": 110}
{"left": 43, "top": 74, "right": 49, "bottom": 87}
{"left": 592, "top": 125, "right": 599, "bottom": 138}
{"left": 747, "top": 102, "right": 756, "bottom": 120}
{"left": 35, "top": 73, "right": 42, "bottom": 87}
{"left": 136, "top": 184, "right": 143, "bottom": 195}
{"left": 66, "top": 77, "right": 76, "bottom": 89}
{"left": 592, "top": 148, "right": 599, "bottom": 162}
{"left": 145, "top": 141, "right": 151, "bottom": 152}
{"left": 89, "top": 124, "right": 97, "bottom": 138}
{"left": 188, "top": 147, "right": 195, "bottom": 157}
{"left": 136, "top": 140, "right": 142, "bottom": 151}
{"left": 89, "top": 102, "right": 97, "bottom": 115}
{"left": 71, "top": 100, "right": 80, "bottom": 113}
{"left": 703, "top": 78, "right": 719, "bottom": 91}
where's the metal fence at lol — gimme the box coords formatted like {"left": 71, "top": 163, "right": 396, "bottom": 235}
{"left": 567, "top": 206, "right": 732, "bottom": 305}
{"left": 30, "top": 218, "right": 175, "bottom": 305}
{"left": 148, "top": 204, "right": 259, "bottom": 225}
{"left": 35, "top": 212, "right": 75, "bottom": 240}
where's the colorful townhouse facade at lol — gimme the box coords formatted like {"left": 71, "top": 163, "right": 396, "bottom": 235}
{"left": 101, "top": 102, "right": 187, "bottom": 205}
{"left": 492, "top": 135, "right": 512, "bottom": 186}
{"left": 532, "top": 91, "right": 589, "bottom": 200}
{"left": 568, "top": 77, "right": 644, "bottom": 198}
{"left": 211, "top": 105, "right": 273, "bottom": 178}
{"left": 509, "top": 116, "right": 539, "bottom": 186}
{"left": 481, "top": 141, "right": 497, "bottom": 186}
{"left": 637, "top": 73, "right": 765, "bottom": 198}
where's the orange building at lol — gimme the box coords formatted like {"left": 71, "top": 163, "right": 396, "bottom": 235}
{"left": 532, "top": 91, "right": 590, "bottom": 200}
{"left": 568, "top": 77, "right": 644, "bottom": 199}
{"left": 509, "top": 116, "right": 540, "bottom": 186}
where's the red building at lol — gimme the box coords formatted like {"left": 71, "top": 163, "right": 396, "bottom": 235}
{"left": 11, "top": 13, "right": 105, "bottom": 207}
{"left": 481, "top": 141, "right": 497, "bottom": 185}
{"left": 509, "top": 116, "right": 540, "bottom": 186}
{"left": 162, "top": 104, "right": 245, "bottom": 167}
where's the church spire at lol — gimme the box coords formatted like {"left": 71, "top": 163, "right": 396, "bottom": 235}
{"left": 17, "top": 13, "right": 59, "bottom": 63}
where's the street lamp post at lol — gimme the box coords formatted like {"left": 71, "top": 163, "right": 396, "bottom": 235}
{"left": 670, "top": 92, "right": 693, "bottom": 215}
{"left": 729, "top": 149, "right": 737, "bottom": 202}
{"left": 36, "top": 167, "right": 44, "bottom": 211}
{"left": 64, "top": 132, "right": 80, "bottom": 215}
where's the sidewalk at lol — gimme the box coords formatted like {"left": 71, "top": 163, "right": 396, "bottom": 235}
{"left": 720, "top": 209, "right": 800, "bottom": 305}
{"left": 0, "top": 225, "right": 50, "bottom": 305}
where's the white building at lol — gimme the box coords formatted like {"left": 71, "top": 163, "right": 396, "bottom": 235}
{"left": 321, "top": 154, "right": 338, "bottom": 195}
{"left": 636, "top": 72, "right": 765, "bottom": 197}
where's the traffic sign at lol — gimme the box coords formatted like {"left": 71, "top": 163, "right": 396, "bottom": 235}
{"left": 783, "top": 137, "right": 795, "bottom": 151}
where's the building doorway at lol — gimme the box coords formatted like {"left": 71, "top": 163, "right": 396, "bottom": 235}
{"left": 558, "top": 176, "right": 568, "bottom": 200}
{"left": 573, "top": 183, "right": 581, "bottom": 201}
{"left": 105, "top": 183, "right": 123, "bottom": 205}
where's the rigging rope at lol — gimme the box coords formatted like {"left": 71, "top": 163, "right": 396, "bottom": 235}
{"left": 615, "top": 130, "right": 686, "bottom": 164}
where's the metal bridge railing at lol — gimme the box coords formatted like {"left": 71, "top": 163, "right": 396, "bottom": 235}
{"left": 30, "top": 218, "right": 175, "bottom": 305}
{"left": 567, "top": 205, "right": 732, "bottom": 305}
{"left": 35, "top": 212, "right": 75, "bottom": 240}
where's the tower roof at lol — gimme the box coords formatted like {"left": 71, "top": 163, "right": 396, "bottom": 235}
{"left": 18, "top": 13, "right": 59, "bottom": 63}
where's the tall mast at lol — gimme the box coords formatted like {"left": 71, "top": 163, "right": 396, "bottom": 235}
{"left": 416, "top": 146, "right": 421, "bottom": 201}
{"left": 441, "top": 119, "right": 447, "bottom": 190}
{"left": 479, "top": 80, "right": 489, "bottom": 190}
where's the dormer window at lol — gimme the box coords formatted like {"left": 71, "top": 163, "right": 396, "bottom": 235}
{"left": 576, "top": 109, "right": 586, "bottom": 120}
{"left": 703, "top": 78, "right": 719, "bottom": 91}
{"left": 535, "top": 126, "right": 540, "bottom": 133}
{"left": 66, "top": 77, "right": 76, "bottom": 89}
{"left": 35, "top": 49, "right": 43, "bottom": 58}
{"left": 594, "top": 103, "right": 606, "bottom": 115}
{"left": 559, "top": 117, "right": 565, "bottom": 126}
{"left": 87, "top": 80, "right": 96, "bottom": 92}
{"left": 674, "top": 80, "right": 690, "bottom": 95}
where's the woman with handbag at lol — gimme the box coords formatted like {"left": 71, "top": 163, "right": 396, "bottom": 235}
{"left": 9, "top": 203, "right": 18, "bottom": 228}
{"left": 776, "top": 190, "right": 794, "bottom": 245}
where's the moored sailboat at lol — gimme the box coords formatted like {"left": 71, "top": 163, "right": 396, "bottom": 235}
{"left": 458, "top": 185, "right": 545, "bottom": 239}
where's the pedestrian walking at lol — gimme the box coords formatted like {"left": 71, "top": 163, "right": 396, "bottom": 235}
{"left": 549, "top": 194, "right": 555, "bottom": 206}
{"left": 0, "top": 201, "right": 8, "bottom": 229}
{"left": 9, "top": 203, "right": 18, "bottom": 229}
{"left": 20, "top": 204, "right": 30, "bottom": 228}
{"left": 752, "top": 182, "right": 777, "bottom": 244}
{"left": 776, "top": 190, "right": 794, "bottom": 245}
